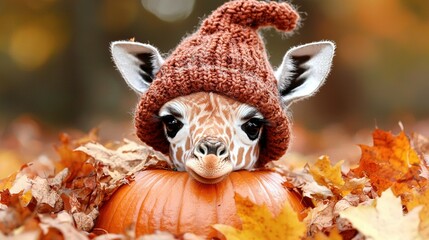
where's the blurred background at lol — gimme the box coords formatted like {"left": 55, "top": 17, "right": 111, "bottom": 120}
{"left": 0, "top": 0, "right": 428, "bottom": 175}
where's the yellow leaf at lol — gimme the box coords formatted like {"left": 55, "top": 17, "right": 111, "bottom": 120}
{"left": 309, "top": 156, "right": 365, "bottom": 197}
{"left": 309, "top": 156, "right": 345, "bottom": 190}
{"left": 405, "top": 188, "right": 429, "bottom": 238}
{"left": 340, "top": 188, "right": 422, "bottom": 240}
{"left": 0, "top": 171, "right": 18, "bottom": 191}
{"left": 213, "top": 194, "right": 306, "bottom": 240}
{"left": 314, "top": 227, "right": 343, "bottom": 240}
{"left": 19, "top": 190, "right": 33, "bottom": 207}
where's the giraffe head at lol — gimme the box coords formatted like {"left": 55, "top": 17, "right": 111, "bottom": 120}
{"left": 158, "top": 92, "right": 265, "bottom": 184}
{"left": 111, "top": 40, "right": 334, "bottom": 183}
{"left": 110, "top": 0, "right": 335, "bottom": 183}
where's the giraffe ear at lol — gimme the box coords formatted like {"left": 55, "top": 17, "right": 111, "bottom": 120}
{"left": 275, "top": 41, "right": 335, "bottom": 107}
{"left": 111, "top": 41, "right": 164, "bottom": 94}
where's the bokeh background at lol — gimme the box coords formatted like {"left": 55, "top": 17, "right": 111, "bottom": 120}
{"left": 0, "top": 0, "right": 428, "bottom": 175}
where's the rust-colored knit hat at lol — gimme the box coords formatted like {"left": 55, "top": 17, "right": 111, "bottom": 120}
{"left": 135, "top": 0, "right": 300, "bottom": 166}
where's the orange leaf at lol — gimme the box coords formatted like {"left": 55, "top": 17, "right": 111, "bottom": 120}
{"left": 352, "top": 129, "right": 420, "bottom": 194}
{"left": 55, "top": 133, "right": 93, "bottom": 181}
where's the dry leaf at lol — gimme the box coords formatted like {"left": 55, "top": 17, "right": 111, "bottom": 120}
{"left": 213, "top": 194, "right": 306, "bottom": 240}
{"left": 0, "top": 172, "right": 18, "bottom": 192}
{"left": 304, "top": 201, "right": 335, "bottom": 234}
{"left": 340, "top": 188, "right": 422, "bottom": 240}
{"left": 352, "top": 129, "right": 421, "bottom": 194}
{"left": 405, "top": 188, "right": 429, "bottom": 239}
{"left": 314, "top": 227, "right": 343, "bottom": 240}
{"left": 39, "top": 211, "right": 88, "bottom": 239}
{"left": 76, "top": 139, "right": 170, "bottom": 181}
{"left": 285, "top": 169, "right": 333, "bottom": 199}
{"left": 309, "top": 156, "right": 367, "bottom": 197}
{"left": 310, "top": 156, "right": 345, "bottom": 189}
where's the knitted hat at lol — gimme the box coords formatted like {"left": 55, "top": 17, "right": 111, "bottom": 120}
{"left": 135, "top": 0, "right": 300, "bottom": 166}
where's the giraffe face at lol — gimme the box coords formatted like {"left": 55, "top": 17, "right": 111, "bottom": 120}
{"left": 159, "top": 92, "right": 265, "bottom": 184}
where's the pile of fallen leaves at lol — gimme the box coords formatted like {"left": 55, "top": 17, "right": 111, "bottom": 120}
{"left": 1, "top": 128, "right": 429, "bottom": 239}
{"left": 0, "top": 130, "right": 170, "bottom": 239}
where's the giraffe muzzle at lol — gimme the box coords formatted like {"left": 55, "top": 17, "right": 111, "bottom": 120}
{"left": 193, "top": 139, "right": 229, "bottom": 161}
{"left": 185, "top": 139, "right": 233, "bottom": 184}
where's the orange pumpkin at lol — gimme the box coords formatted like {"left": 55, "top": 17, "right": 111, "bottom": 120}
{"left": 95, "top": 169, "right": 305, "bottom": 239}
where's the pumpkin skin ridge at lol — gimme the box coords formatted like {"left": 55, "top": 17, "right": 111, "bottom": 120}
{"left": 123, "top": 172, "right": 158, "bottom": 232}
{"left": 115, "top": 178, "right": 139, "bottom": 231}
{"left": 104, "top": 179, "right": 134, "bottom": 231}
{"left": 242, "top": 171, "right": 265, "bottom": 207}
{"left": 136, "top": 171, "right": 170, "bottom": 235}
{"left": 135, "top": 171, "right": 169, "bottom": 234}
{"left": 258, "top": 171, "right": 288, "bottom": 215}
{"left": 177, "top": 172, "right": 194, "bottom": 235}
{"left": 148, "top": 171, "right": 178, "bottom": 233}
{"left": 252, "top": 172, "right": 277, "bottom": 214}
{"left": 108, "top": 171, "right": 152, "bottom": 233}
{"left": 261, "top": 172, "right": 306, "bottom": 219}
{"left": 195, "top": 177, "right": 218, "bottom": 237}
{"left": 212, "top": 172, "right": 235, "bottom": 238}
{"left": 174, "top": 172, "right": 188, "bottom": 235}
{"left": 160, "top": 171, "right": 187, "bottom": 234}
{"left": 231, "top": 170, "right": 256, "bottom": 204}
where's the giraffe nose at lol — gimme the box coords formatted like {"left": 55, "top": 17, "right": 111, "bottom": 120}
{"left": 194, "top": 139, "right": 229, "bottom": 161}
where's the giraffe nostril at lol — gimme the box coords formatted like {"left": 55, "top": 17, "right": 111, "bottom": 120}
{"left": 194, "top": 139, "right": 229, "bottom": 160}
{"left": 197, "top": 144, "right": 207, "bottom": 155}
{"left": 219, "top": 148, "right": 226, "bottom": 156}
{"left": 217, "top": 144, "right": 228, "bottom": 158}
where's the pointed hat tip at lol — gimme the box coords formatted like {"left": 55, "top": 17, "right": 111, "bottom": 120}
{"left": 201, "top": 0, "right": 300, "bottom": 33}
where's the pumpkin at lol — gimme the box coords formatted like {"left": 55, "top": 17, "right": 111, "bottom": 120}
{"left": 95, "top": 169, "right": 305, "bottom": 239}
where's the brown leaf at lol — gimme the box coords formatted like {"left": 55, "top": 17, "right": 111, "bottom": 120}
{"left": 31, "top": 177, "right": 62, "bottom": 213}
{"left": 72, "top": 208, "right": 98, "bottom": 232}
{"left": 39, "top": 211, "right": 88, "bottom": 240}
{"left": 76, "top": 139, "right": 170, "bottom": 179}
{"left": 304, "top": 201, "right": 335, "bottom": 234}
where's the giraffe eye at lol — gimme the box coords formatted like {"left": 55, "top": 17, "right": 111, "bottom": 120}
{"left": 241, "top": 118, "right": 264, "bottom": 141}
{"left": 161, "top": 115, "right": 183, "bottom": 138}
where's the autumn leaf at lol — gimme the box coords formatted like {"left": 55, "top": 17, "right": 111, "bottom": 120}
{"left": 340, "top": 188, "right": 422, "bottom": 240}
{"left": 39, "top": 211, "right": 88, "bottom": 240}
{"left": 405, "top": 188, "right": 429, "bottom": 239}
{"left": 55, "top": 132, "right": 94, "bottom": 181}
{"left": 76, "top": 139, "right": 170, "bottom": 180}
{"left": 213, "top": 194, "right": 306, "bottom": 240}
{"left": 0, "top": 172, "right": 18, "bottom": 192}
{"left": 314, "top": 227, "right": 343, "bottom": 240}
{"left": 310, "top": 156, "right": 368, "bottom": 197}
{"left": 352, "top": 129, "right": 421, "bottom": 194}
{"left": 310, "top": 156, "right": 345, "bottom": 188}
{"left": 304, "top": 201, "right": 335, "bottom": 234}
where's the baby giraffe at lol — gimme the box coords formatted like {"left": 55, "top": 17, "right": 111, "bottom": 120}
{"left": 159, "top": 92, "right": 265, "bottom": 184}
{"left": 110, "top": 0, "right": 335, "bottom": 184}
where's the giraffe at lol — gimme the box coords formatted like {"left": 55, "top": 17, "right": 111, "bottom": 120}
{"left": 110, "top": 40, "right": 335, "bottom": 184}
{"left": 109, "top": 0, "right": 335, "bottom": 184}
{"left": 158, "top": 91, "right": 265, "bottom": 184}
